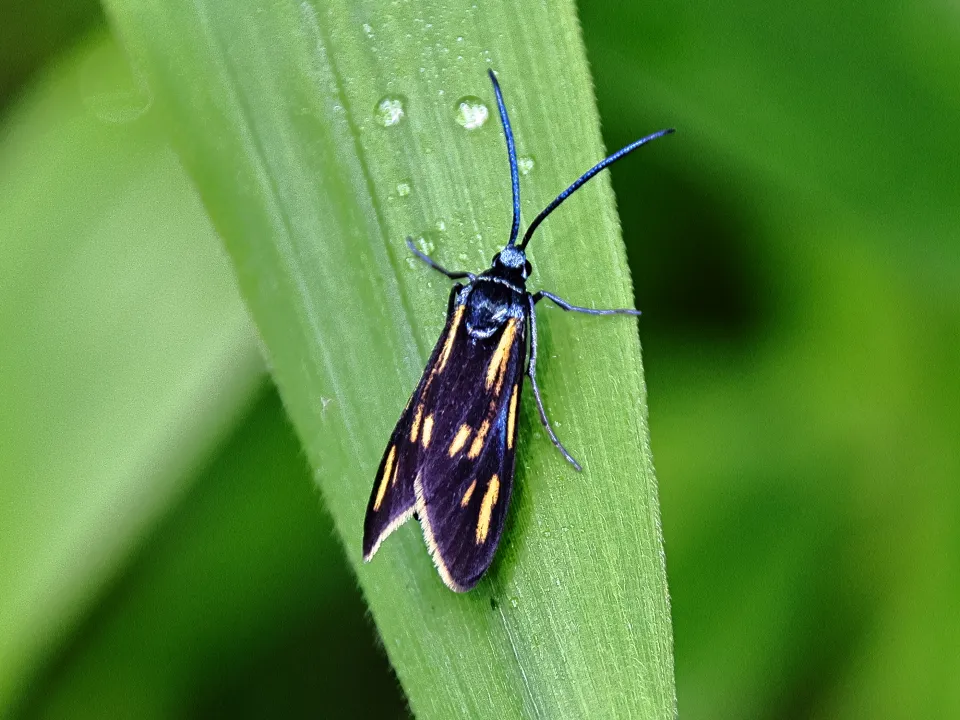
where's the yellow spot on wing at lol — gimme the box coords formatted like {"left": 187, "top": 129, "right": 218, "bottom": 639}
{"left": 436, "top": 304, "right": 466, "bottom": 374}
{"left": 460, "top": 480, "right": 477, "bottom": 507}
{"left": 485, "top": 319, "right": 517, "bottom": 390}
{"left": 468, "top": 420, "right": 490, "bottom": 459}
{"left": 494, "top": 367, "right": 508, "bottom": 395}
{"left": 422, "top": 414, "right": 434, "bottom": 448}
{"left": 448, "top": 424, "right": 471, "bottom": 456}
{"left": 507, "top": 385, "right": 518, "bottom": 449}
{"left": 410, "top": 404, "right": 423, "bottom": 443}
{"left": 476, "top": 475, "right": 500, "bottom": 544}
{"left": 373, "top": 445, "right": 396, "bottom": 512}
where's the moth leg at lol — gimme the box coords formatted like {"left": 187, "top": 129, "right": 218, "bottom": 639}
{"left": 406, "top": 238, "right": 476, "bottom": 281}
{"left": 533, "top": 289, "right": 641, "bottom": 316}
{"left": 526, "top": 294, "right": 583, "bottom": 471}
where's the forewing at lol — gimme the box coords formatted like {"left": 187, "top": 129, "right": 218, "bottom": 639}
{"left": 361, "top": 399, "right": 418, "bottom": 561}
{"left": 412, "top": 311, "right": 527, "bottom": 592}
{"left": 362, "top": 286, "right": 467, "bottom": 561}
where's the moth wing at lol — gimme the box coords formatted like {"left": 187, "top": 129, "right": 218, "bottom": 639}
{"left": 413, "top": 312, "right": 526, "bottom": 592}
{"left": 361, "top": 399, "right": 419, "bottom": 561}
{"left": 362, "top": 286, "right": 468, "bottom": 561}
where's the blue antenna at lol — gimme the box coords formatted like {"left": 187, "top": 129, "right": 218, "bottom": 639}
{"left": 488, "top": 70, "right": 522, "bottom": 246}
{"left": 519, "top": 127, "right": 675, "bottom": 250}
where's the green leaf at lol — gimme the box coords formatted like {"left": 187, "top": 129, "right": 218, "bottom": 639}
{"left": 0, "top": 33, "right": 263, "bottom": 710}
{"left": 104, "top": 1, "right": 676, "bottom": 716}
{"left": 584, "top": 2, "right": 960, "bottom": 262}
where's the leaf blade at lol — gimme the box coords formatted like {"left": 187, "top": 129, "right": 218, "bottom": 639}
{"left": 104, "top": 2, "right": 677, "bottom": 716}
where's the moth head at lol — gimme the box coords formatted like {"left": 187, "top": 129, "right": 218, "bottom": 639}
{"left": 493, "top": 245, "right": 532, "bottom": 280}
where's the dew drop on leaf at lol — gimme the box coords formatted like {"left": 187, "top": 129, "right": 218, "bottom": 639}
{"left": 374, "top": 95, "right": 406, "bottom": 127}
{"left": 454, "top": 96, "right": 489, "bottom": 130}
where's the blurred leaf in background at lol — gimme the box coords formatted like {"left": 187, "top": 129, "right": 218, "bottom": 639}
{"left": 0, "top": 29, "right": 254, "bottom": 708}
{"left": 580, "top": 0, "right": 960, "bottom": 717}
{"left": 18, "top": 387, "right": 406, "bottom": 720}
{"left": 0, "top": 21, "right": 403, "bottom": 720}
{"left": 0, "top": 0, "right": 100, "bottom": 111}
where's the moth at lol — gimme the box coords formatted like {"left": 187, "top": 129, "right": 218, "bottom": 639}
{"left": 363, "top": 70, "right": 673, "bottom": 592}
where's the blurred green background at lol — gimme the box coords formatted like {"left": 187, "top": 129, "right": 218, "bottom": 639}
{"left": 1, "top": 0, "right": 957, "bottom": 717}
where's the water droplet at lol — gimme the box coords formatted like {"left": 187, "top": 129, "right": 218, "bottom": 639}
{"left": 518, "top": 155, "right": 535, "bottom": 175}
{"left": 543, "top": 530, "right": 553, "bottom": 538}
{"left": 456, "top": 36, "right": 464, "bottom": 42}
{"left": 415, "top": 236, "right": 435, "bottom": 254}
{"left": 397, "top": 181, "right": 411, "bottom": 197}
{"left": 362, "top": 22, "right": 374, "bottom": 38}
{"left": 374, "top": 95, "right": 406, "bottom": 127}
{"left": 454, "top": 96, "right": 489, "bottom": 130}
{"left": 509, "top": 596, "right": 520, "bottom": 609}
{"left": 435, "top": 219, "right": 446, "bottom": 232}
